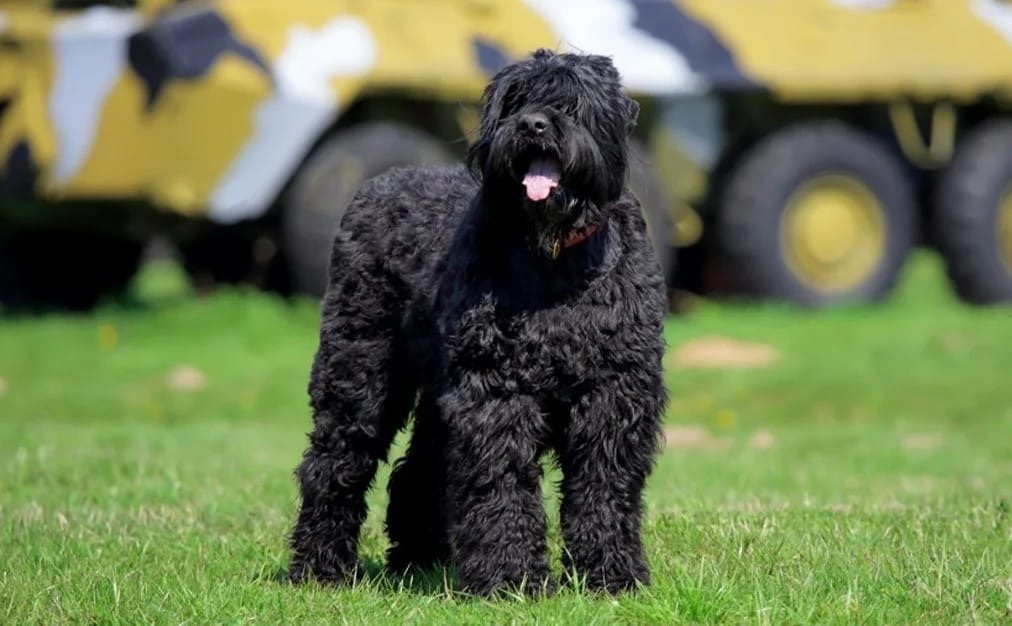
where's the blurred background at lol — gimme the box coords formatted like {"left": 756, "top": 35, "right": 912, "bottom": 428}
{"left": 3, "top": 0, "right": 1012, "bottom": 310}
{"left": 1, "top": 1, "right": 1011, "bottom": 621}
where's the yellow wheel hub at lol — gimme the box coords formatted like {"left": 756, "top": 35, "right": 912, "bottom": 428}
{"left": 999, "top": 190, "right": 1012, "bottom": 275}
{"left": 780, "top": 175, "right": 887, "bottom": 293}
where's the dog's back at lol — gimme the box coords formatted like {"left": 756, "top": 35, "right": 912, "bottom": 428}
{"left": 339, "top": 164, "right": 476, "bottom": 274}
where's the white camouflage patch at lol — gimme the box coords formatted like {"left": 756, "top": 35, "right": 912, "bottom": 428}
{"left": 973, "top": 0, "right": 1012, "bottom": 46}
{"left": 208, "top": 16, "right": 377, "bottom": 222}
{"left": 49, "top": 8, "right": 141, "bottom": 185}
{"left": 522, "top": 0, "right": 706, "bottom": 95}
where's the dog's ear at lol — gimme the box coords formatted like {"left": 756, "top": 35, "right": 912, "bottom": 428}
{"left": 468, "top": 68, "right": 517, "bottom": 181}
{"left": 625, "top": 96, "right": 640, "bottom": 135}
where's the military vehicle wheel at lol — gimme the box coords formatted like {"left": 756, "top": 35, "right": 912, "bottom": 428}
{"left": 628, "top": 139, "right": 676, "bottom": 284}
{"left": 933, "top": 121, "right": 1012, "bottom": 304}
{"left": 716, "top": 122, "right": 916, "bottom": 306}
{"left": 0, "top": 228, "right": 143, "bottom": 312}
{"left": 282, "top": 122, "right": 454, "bottom": 296}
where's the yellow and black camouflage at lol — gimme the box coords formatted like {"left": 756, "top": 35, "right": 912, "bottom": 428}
{"left": 4, "top": 0, "right": 1012, "bottom": 306}
{"left": 5, "top": 0, "right": 1012, "bottom": 221}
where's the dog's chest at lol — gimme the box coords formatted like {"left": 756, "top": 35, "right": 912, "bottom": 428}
{"left": 443, "top": 290, "right": 618, "bottom": 395}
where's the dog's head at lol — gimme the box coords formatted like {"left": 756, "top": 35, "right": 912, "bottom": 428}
{"left": 466, "top": 49, "right": 639, "bottom": 249}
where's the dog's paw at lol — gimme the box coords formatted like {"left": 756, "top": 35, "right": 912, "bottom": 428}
{"left": 459, "top": 570, "right": 556, "bottom": 599}
{"left": 585, "top": 568, "right": 650, "bottom": 596}
{"left": 287, "top": 558, "right": 359, "bottom": 587}
{"left": 563, "top": 560, "right": 650, "bottom": 596}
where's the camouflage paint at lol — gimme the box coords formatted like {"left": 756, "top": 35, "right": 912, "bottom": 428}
{"left": 49, "top": 9, "right": 140, "bottom": 185}
{"left": 3, "top": 0, "right": 1012, "bottom": 223}
{"left": 208, "top": 15, "right": 377, "bottom": 222}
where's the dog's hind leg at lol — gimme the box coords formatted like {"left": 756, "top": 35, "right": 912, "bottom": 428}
{"left": 384, "top": 394, "right": 451, "bottom": 574}
{"left": 289, "top": 235, "right": 416, "bottom": 585}
{"left": 557, "top": 377, "right": 664, "bottom": 594}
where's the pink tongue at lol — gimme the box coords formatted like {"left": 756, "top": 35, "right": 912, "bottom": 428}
{"left": 523, "top": 157, "right": 561, "bottom": 202}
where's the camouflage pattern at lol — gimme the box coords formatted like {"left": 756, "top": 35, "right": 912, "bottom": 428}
{"left": 3, "top": 0, "right": 1012, "bottom": 225}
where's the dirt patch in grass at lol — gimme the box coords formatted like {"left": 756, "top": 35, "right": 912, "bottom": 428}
{"left": 664, "top": 426, "right": 777, "bottom": 452}
{"left": 938, "top": 332, "right": 973, "bottom": 354}
{"left": 664, "top": 425, "right": 731, "bottom": 451}
{"left": 167, "top": 365, "right": 207, "bottom": 391}
{"left": 900, "top": 433, "right": 944, "bottom": 451}
{"left": 749, "top": 429, "right": 777, "bottom": 449}
{"left": 668, "top": 336, "right": 780, "bottom": 370}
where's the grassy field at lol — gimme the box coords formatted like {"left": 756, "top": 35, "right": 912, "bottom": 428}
{"left": 1, "top": 253, "right": 1010, "bottom": 624}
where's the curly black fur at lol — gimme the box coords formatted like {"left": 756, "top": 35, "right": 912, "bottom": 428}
{"left": 289, "top": 49, "right": 667, "bottom": 597}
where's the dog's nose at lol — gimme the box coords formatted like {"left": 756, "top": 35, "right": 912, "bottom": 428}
{"left": 518, "top": 112, "right": 550, "bottom": 136}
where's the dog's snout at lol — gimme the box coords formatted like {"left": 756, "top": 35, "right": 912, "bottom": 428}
{"left": 518, "top": 112, "right": 550, "bottom": 136}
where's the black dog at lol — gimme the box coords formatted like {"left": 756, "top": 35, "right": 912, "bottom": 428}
{"left": 289, "top": 49, "right": 667, "bottom": 597}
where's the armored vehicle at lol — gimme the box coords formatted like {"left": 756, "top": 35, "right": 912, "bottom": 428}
{"left": 2, "top": 0, "right": 1011, "bottom": 308}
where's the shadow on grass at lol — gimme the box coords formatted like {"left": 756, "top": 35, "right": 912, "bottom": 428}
{"left": 260, "top": 558, "right": 596, "bottom": 602}
{"left": 259, "top": 556, "right": 455, "bottom": 597}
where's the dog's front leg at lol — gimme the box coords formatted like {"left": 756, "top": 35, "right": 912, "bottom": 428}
{"left": 441, "top": 391, "right": 552, "bottom": 597}
{"left": 289, "top": 247, "right": 415, "bottom": 585}
{"left": 558, "top": 375, "right": 665, "bottom": 594}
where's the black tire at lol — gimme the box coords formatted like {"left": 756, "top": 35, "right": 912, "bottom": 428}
{"left": 282, "top": 122, "right": 454, "bottom": 296}
{"left": 628, "top": 139, "right": 676, "bottom": 284}
{"left": 933, "top": 120, "right": 1012, "bottom": 304}
{"left": 0, "top": 227, "right": 143, "bottom": 312}
{"left": 715, "top": 121, "right": 917, "bottom": 306}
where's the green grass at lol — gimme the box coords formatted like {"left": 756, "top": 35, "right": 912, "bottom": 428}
{"left": 1, "top": 253, "right": 1010, "bottom": 624}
